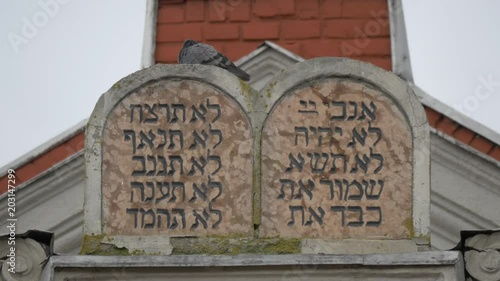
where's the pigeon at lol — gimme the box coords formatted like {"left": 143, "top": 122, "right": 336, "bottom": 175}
{"left": 178, "top": 39, "right": 250, "bottom": 81}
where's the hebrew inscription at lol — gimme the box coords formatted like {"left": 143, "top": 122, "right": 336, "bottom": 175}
{"left": 261, "top": 79, "right": 412, "bottom": 239}
{"left": 102, "top": 80, "right": 252, "bottom": 236}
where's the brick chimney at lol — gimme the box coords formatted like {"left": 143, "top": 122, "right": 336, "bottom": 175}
{"left": 155, "top": 0, "right": 391, "bottom": 70}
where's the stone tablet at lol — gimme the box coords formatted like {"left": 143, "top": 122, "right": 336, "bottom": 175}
{"left": 85, "top": 65, "right": 254, "bottom": 243}
{"left": 260, "top": 58, "right": 430, "bottom": 242}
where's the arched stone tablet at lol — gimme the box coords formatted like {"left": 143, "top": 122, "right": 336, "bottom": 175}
{"left": 260, "top": 58, "right": 430, "bottom": 242}
{"left": 84, "top": 65, "right": 254, "bottom": 253}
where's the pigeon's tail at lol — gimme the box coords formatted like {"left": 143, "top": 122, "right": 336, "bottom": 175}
{"left": 226, "top": 64, "right": 250, "bottom": 81}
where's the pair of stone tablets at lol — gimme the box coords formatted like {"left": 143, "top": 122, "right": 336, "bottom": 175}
{"left": 83, "top": 58, "right": 430, "bottom": 254}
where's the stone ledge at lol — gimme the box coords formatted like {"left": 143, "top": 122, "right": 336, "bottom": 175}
{"left": 42, "top": 252, "right": 465, "bottom": 281}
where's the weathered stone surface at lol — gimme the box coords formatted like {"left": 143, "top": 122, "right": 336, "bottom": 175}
{"left": 42, "top": 252, "right": 465, "bottom": 281}
{"left": 261, "top": 79, "right": 412, "bottom": 238}
{"left": 101, "top": 79, "right": 252, "bottom": 236}
{"left": 85, "top": 65, "right": 256, "bottom": 245}
{"left": 84, "top": 58, "right": 430, "bottom": 255}
{"left": 257, "top": 58, "right": 430, "bottom": 245}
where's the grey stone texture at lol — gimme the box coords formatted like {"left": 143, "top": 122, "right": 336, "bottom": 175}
{"left": 41, "top": 252, "right": 465, "bottom": 281}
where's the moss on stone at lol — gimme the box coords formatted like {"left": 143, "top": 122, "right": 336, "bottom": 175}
{"left": 81, "top": 234, "right": 131, "bottom": 256}
{"left": 266, "top": 80, "right": 277, "bottom": 99}
{"left": 404, "top": 218, "right": 414, "bottom": 237}
{"left": 80, "top": 234, "right": 105, "bottom": 255}
{"left": 239, "top": 80, "right": 252, "bottom": 97}
{"left": 170, "top": 237, "right": 301, "bottom": 255}
{"left": 111, "top": 82, "right": 122, "bottom": 90}
{"left": 239, "top": 79, "right": 254, "bottom": 110}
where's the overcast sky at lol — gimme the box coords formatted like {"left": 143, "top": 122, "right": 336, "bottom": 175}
{"left": 1, "top": 0, "right": 499, "bottom": 168}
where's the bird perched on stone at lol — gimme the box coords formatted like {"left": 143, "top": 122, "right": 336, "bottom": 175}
{"left": 178, "top": 39, "right": 250, "bottom": 81}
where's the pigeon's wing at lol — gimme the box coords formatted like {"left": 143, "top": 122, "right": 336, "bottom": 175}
{"left": 179, "top": 43, "right": 219, "bottom": 64}
{"left": 196, "top": 43, "right": 250, "bottom": 81}
{"left": 181, "top": 43, "right": 250, "bottom": 81}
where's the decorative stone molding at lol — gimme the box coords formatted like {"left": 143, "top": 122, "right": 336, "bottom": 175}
{"left": 0, "top": 237, "right": 49, "bottom": 281}
{"left": 41, "top": 252, "right": 465, "bottom": 281}
{"left": 464, "top": 231, "right": 500, "bottom": 281}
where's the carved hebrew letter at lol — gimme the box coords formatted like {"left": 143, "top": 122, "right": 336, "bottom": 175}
{"left": 359, "top": 101, "right": 377, "bottom": 120}
{"left": 123, "top": 130, "right": 137, "bottom": 154}
{"left": 146, "top": 155, "right": 157, "bottom": 176}
{"left": 144, "top": 181, "right": 155, "bottom": 203}
{"left": 294, "top": 126, "right": 309, "bottom": 146}
{"left": 365, "top": 206, "right": 382, "bottom": 227}
{"left": 298, "top": 100, "right": 319, "bottom": 114}
{"left": 158, "top": 103, "right": 170, "bottom": 122}
{"left": 347, "top": 206, "right": 364, "bottom": 227}
{"left": 365, "top": 179, "right": 384, "bottom": 200}
{"left": 156, "top": 182, "right": 170, "bottom": 203}
{"left": 331, "top": 206, "right": 346, "bottom": 226}
{"left": 288, "top": 205, "right": 305, "bottom": 226}
{"left": 189, "top": 183, "right": 208, "bottom": 203}
{"left": 347, "top": 127, "right": 367, "bottom": 147}
{"left": 209, "top": 202, "right": 222, "bottom": 229}
{"left": 188, "top": 156, "right": 207, "bottom": 176}
{"left": 131, "top": 156, "right": 146, "bottom": 176}
{"left": 305, "top": 207, "right": 325, "bottom": 226}
{"left": 320, "top": 179, "right": 334, "bottom": 200}
{"left": 330, "top": 153, "right": 347, "bottom": 173}
{"left": 368, "top": 122, "right": 382, "bottom": 146}
{"left": 207, "top": 149, "right": 222, "bottom": 175}
{"left": 126, "top": 208, "right": 139, "bottom": 229}
{"left": 157, "top": 208, "right": 170, "bottom": 228}
{"left": 286, "top": 153, "right": 305, "bottom": 173}
{"left": 209, "top": 124, "right": 223, "bottom": 149}
{"left": 130, "top": 182, "right": 144, "bottom": 202}
{"left": 208, "top": 176, "right": 223, "bottom": 202}
{"left": 295, "top": 179, "right": 315, "bottom": 200}
{"left": 277, "top": 179, "right": 296, "bottom": 200}
{"left": 171, "top": 208, "right": 186, "bottom": 229}
{"left": 206, "top": 98, "right": 221, "bottom": 123}
{"left": 331, "top": 101, "right": 346, "bottom": 120}
{"left": 168, "top": 130, "right": 184, "bottom": 150}
{"left": 138, "top": 130, "right": 156, "bottom": 151}
{"left": 169, "top": 182, "right": 186, "bottom": 203}
{"left": 130, "top": 104, "right": 143, "bottom": 123}
{"left": 191, "top": 209, "right": 210, "bottom": 230}
{"left": 190, "top": 103, "right": 207, "bottom": 123}
{"left": 317, "top": 127, "right": 333, "bottom": 146}
{"left": 168, "top": 156, "right": 184, "bottom": 176}
{"left": 345, "top": 180, "right": 363, "bottom": 201}
{"left": 351, "top": 154, "right": 370, "bottom": 174}
{"left": 308, "top": 152, "right": 329, "bottom": 174}
{"left": 157, "top": 156, "right": 167, "bottom": 176}
{"left": 189, "top": 129, "right": 208, "bottom": 149}
{"left": 157, "top": 129, "right": 167, "bottom": 149}
{"left": 144, "top": 104, "right": 159, "bottom": 123}
{"left": 170, "top": 104, "right": 186, "bottom": 123}
{"left": 140, "top": 208, "right": 156, "bottom": 229}
{"left": 347, "top": 101, "right": 357, "bottom": 120}
{"left": 370, "top": 148, "right": 384, "bottom": 174}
